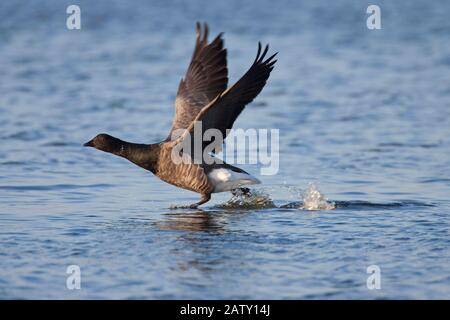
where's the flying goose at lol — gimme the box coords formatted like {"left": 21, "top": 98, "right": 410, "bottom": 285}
{"left": 84, "top": 22, "right": 277, "bottom": 208}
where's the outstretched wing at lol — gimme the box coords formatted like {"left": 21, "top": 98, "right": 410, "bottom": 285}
{"left": 169, "top": 22, "right": 228, "bottom": 138}
{"left": 173, "top": 43, "right": 276, "bottom": 157}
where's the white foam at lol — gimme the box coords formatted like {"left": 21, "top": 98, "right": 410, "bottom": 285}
{"left": 301, "top": 183, "right": 335, "bottom": 210}
{"left": 221, "top": 188, "right": 275, "bottom": 209}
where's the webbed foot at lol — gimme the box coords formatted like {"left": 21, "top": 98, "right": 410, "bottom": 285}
{"left": 171, "top": 193, "right": 211, "bottom": 209}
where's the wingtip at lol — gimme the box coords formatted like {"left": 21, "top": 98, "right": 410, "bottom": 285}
{"left": 265, "top": 51, "right": 278, "bottom": 64}
{"left": 195, "top": 22, "right": 209, "bottom": 42}
{"left": 254, "top": 42, "right": 262, "bottom": 63}
{"left": 203, "top": 22, "right": 209, "bottom": 42}
{"left": 254, "top": 43, "right": 274, "bottom": 64}
{"left": 211, "top": 32, "right": 225, "bottom": 45}
{"left": 195, "top": 22, "right": 201, "bottom": 41}
{"left": 256, "top": 44, "right": 268, "bottom": 63}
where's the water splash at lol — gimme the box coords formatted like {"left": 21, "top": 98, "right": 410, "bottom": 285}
{"left": 300, "top": 183, "right": 335, "bottom": 210}
{"left": 217, "top": 184, "right": 334, "bottom": 210}
{"left": 219, "top": 188, "right": 276, "bottom": 209}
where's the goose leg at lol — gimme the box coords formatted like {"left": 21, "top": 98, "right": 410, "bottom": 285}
{"left": 188, "top": 193, "right": 211, "bottom": 209}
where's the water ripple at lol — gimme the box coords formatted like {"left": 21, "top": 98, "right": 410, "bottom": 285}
{"left": 0, "top": 183, "right": 114, "bottom": 191}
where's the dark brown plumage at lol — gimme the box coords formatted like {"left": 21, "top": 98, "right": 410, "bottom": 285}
{"left": 173, "top": 42, "right": 277, "bottom": 153}
{"left": 170, "top": 22, "right": 228, "bottom": 137}
{"left": 84, "top": 23, "right": 277, "bottom": 208}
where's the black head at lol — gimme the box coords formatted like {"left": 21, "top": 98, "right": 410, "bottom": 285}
{"left": 83, "top": 133, "right": 123, "bottom": 154}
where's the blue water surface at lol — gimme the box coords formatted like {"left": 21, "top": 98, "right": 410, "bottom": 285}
{"left": 0, "top": 0, "right": 449, "bottom": 299}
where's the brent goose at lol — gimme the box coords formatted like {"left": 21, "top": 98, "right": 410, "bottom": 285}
{"left": 84, "top": 23, "right": 277, "bottom": 208}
